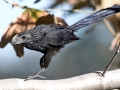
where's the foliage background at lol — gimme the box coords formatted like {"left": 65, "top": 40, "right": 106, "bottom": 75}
{"left": 0, "top": 0, "right": 119, "bottom": 80}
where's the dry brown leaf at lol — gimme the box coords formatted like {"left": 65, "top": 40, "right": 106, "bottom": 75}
{"left": 0, "top": 10, "right": 68, "bottom": 58}
{"left": 55, "top": 17, "right": 68, "bottom": 26}
{"left": 35, "top": 14, "right": 55, "bottom": 25}
{"left": 36, "top": 14, "right": 68, "bottom": 26}
{"left": 0, "top": 10, "right": 48, "bottom": 57}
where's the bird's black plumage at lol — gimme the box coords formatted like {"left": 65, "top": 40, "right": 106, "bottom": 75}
{"left": 11, "top": 4, "right": 120, "bottom": 80}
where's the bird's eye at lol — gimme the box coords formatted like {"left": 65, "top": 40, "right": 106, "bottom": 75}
{"left": 22, "top": 36, "right": 26, "bottom": 39}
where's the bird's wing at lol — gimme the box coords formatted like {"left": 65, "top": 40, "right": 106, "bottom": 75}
{"left": 45, "top": 30, "right": 79, "bottom": 47}
{"left": 30, "top": 24, "right": 66, "bottom": 43}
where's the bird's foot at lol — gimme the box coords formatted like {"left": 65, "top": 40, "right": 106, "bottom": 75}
{"left": 24, "top": 68, "right": 46, "bottom": 81}
{"left": 95, "top": 71, "right": 105, "bottom": 77}
{"left": 25, "top": 74, "right": 46, "bottom": 81}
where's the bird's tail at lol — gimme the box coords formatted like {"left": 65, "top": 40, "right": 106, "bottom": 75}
{"left": 68, "top": 4, "right": 120, "bottom": 31}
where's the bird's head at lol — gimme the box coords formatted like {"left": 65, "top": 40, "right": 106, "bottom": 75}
{"left": 11, "top": 31, "right": 32, "bottom": 45}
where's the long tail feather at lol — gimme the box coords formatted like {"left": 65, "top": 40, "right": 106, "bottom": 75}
{"left": 68, "top": 4, "right": 120, "bottom": 31}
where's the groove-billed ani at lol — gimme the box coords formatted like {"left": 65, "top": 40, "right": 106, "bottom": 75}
{"left": 11, "top": 4, "right": 120, "bottom": 80}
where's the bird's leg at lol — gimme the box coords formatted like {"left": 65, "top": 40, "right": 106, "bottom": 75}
{"left": 96, "top": 42, "right": 120, "bottom": 76}
{"left": 25, "top": 55, "right": 46, "bottom": 81}
{"left": 25, "top": 49, "right": 54, "bottom": 81}
{"left": 25, "top": 68, "right": 46, "bottom": 81}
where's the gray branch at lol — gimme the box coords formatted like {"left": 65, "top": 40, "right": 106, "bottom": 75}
{"left": 0, "top": 69, "right": 120, "bottom": 90}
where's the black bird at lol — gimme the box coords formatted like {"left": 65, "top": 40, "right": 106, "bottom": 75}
{"left": 11, "top": 4, "right": 120, "bottom": 80}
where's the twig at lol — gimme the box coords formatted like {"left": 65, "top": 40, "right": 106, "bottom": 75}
{"left": 102, "top": 42, "right": 120, "bottom": 76}
{"left": 103, "top": 19, "right": 116, "bottom": 36}
{"left": 3, "top": 0, "right": 93, "bottom": 13}
{"left": 4, "top": 0, "right": 22, "bottom": 8}
{"left": 40, "top": 8, "right": 93, "bottom": 13}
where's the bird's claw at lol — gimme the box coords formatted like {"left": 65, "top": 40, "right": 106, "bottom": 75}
{"left": 24, "top": 74, "right": 46, "bottom": 81}
{"left": 95, "top": 71, "right": 104, "bottom": 77}
{"left": 24, "top": 68, "right": 46, "bottom": 81}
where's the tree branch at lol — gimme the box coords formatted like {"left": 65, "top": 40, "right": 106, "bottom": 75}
{"left": 103, "top": 19, "right": 116, "bottom": 36}
{"left": 0, "top": 69, "right": 120, "bottom": 90}
{"left": 3, "top": 0, "right": 93, "bottom": 13}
